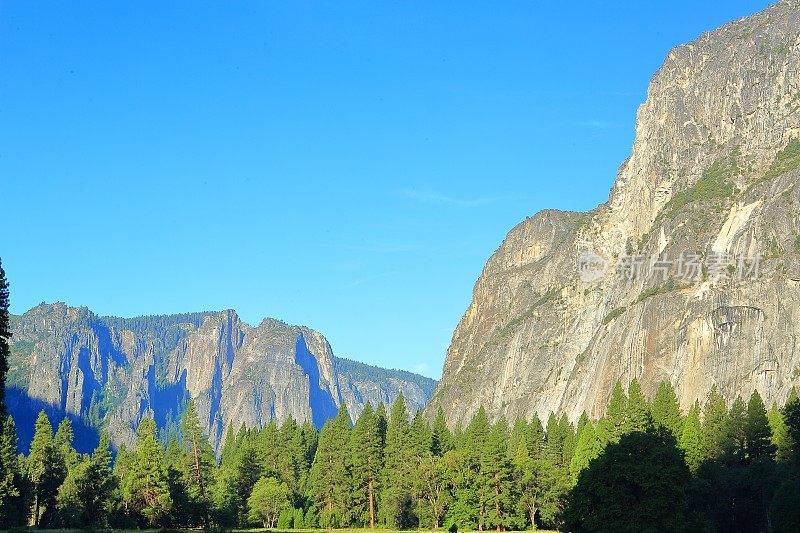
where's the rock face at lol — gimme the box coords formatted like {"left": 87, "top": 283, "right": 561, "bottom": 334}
{"left": 8, "top": 303, "right": 436, "bottom": 451}
{"left": 428, "top": 0, "right": 800, "bottom": 426}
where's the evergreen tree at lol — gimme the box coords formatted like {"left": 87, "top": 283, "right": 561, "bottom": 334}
{"left": 56, "top": 433, "right": 114, "bottom": 527}
{"left": 783, "top": 389, "right": 800, "bottom": 458}
{"left": 0, "top": 416, "right": 26, "bottom": 526}
{"left": 651, "top": 381, "right": 683, "bottom": 439}
{"left": 375, "top": 402, "right": 388, "bottom": 448}
{"left": 442, "top": 447, "right": 478, "bottom": 531}
{"left": 513, "top": 439, "right": 564, "bottom": 530}
{"left": 768, "top": 402, "right": 792, "bottom": 462}
{"left": 121, "top": 417, "right": 172, "bottom": 526}
{"left": 380, "top": 394, "right": 415, "bottom": 529}
{"left": 0, "top": 259, "right": 10, "bottom": 420}
{"left": 54, "top": 418, "right": 78, "bottom": 471}
{"left": 432, "top": 407, "right": 453, "bottom": 456}
{"left": 528, "top": 414, "right": 545, "bottom": 459}
{"left": 87, "top": 431, "right": 114, "bottom": 525}
{"left": 597, "top": 381, "right": 628, "bottom": 444}
{"left": 626, "top": 378, "right": 651, "bottom": 432}
{"left": 563, "top": 428, "right": 692, "bottom": 532}
{"left": 558, "top": 414, "right": 577, "bottom": 466}
{"left": 543, "top": 413, "right": 565, "bottom": 468}
{"left": 28, "top": 410, "right": 58, "bottom": 526}
{"left": 181, "top": 399, "right": 215, "bottom": 529}
{"left": 725, "top": 395, "right": 748, "bottom": 461}
{"left": 701, "top": 386, "right": 728, "bottom": 460}
{"left": 569, "top": 421, "right": 602, "bottom": 484}
{"left": 481, "top": 419, "right": 514, "bottom": 531}
{"left": 576, "top": 412, "right": 590, "bottom": 436}
{"left": 679, "top": 402, "right": 703, "bottom": 473}
{"left": 744, "top": 390, "right": 775, "bottom": 461}
{"left": 309, "top": 403, "right": 351, "bottom": 528}
{"left": 349, "top": 403, "right": 382, "bottom": 528}
{"left": 164, "top": 436, "right": 192, "bottom": 527}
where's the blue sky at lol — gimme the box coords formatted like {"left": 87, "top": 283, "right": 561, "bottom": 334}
{"left": 1, "top": 1, "right": 772, "bottom": 378}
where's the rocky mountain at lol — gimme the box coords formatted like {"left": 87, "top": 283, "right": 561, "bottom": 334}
{"left": 7, "top": 303, "right": 436, "bottom": 452}
{"left": 428, "top": 1, "right": 800, "bottom": 426}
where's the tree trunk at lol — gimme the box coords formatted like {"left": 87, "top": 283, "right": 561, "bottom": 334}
{"left": 369, "top": 478, "right": 375, "bottom": 529}
{"left": 190, "top": 433, "right": 210, "bottom": 531}
{"left": 496, "top": 483, "right": 502, "bottom": 531}
{"left": 33, "top": 490, "right": 40, "bottom": 527}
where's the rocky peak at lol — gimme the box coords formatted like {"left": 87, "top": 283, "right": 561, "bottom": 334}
{"left": 8, "top": 303, "right": 437, "bottom": 453}
{"left": 429, "top": 1, "right": 800, "bottom": 427}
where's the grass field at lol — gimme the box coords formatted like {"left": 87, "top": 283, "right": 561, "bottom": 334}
{"left": 0, "top": 528, "right": 555, "bottom": 533}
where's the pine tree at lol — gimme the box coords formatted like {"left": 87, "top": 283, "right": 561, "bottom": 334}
{"left": 745, "top": 390, "right": 775, "bottom": 461}
{"left": 559, "top": 414, "right": 577, "bottom": 466}
{"left": 0, "top": 416, "right": 25, "bottom": 526}
{"left": 442, "top": 447, "right": 478, "bottom": 531}
{"left": 0, "top": 259, "right": 10, "bottom": 420}
{"left": 28, "top": 410, "right": 56, "bottom": 526}
{"left": 349, "top": 403, "right": 382, "bottom": 528}
{"left": 651, "top": 381, "right": 683, "bottom": 439}
{"left": 528, "top": 415, "right": 545, "bottom": 459}
{"left": 481, "top": 420, "right": 514, "bottom": 531}
{"left": 54, "top": 418, "right": 78, "bottom": 472}
{"left": 782, "top": 389, "right": 800, "bottom": 459}
{"left": 679, "top": 402, "right": 703, "bottom": 473}
{"left": 543, "top": 414, "right": 564, "bottom": 468}
{"left": 165, "top": 435, "right": 192, "bottom": 527}
{"left": 309, "top": 403, "right": 351, "bottom": 528}
{"left": 432, "top": 407, "right": 453, "bottom": 456}
{"left": 181, "top": 399, "right": 215, "bottom": 529}
{"left": 56, "top": 431, "right": 115, "bottom": 527}
{"left": 597, "top": 382, "right": 628, "bottom": 444}
{"left": 576, "top": 411, "right": 590, "bottom": 435}
{"left": 768, "top": 402, "right": 792, "bottom": 462}
{"left": 626, "top": 378, "right": 652, "bottom": 433}
{"left": 375, "top": 402, "right": 388, "bottom": 447}
{"left": 513, "top": 439, "right": 564, "bottom": 530}
{"left": 701, "top": 386, "right": 728, "bottom": 461}
{"left": 380, "top": 394, "right": 415, "bottom": 529}
{"left": 121, "top": 417, "right": 172, "bottom": 526}
{"left": 569, "top": 421, "right": 603, "bottom": 484}
{"left": 87, "top": 431, "right": 114, "bottom": 525}
{"left": 725, "top": 395, "right": 747, "bottom": 461}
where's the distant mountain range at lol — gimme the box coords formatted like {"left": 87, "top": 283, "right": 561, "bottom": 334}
{"left": 8, "top": 302, "right": 436, "bottom": 453}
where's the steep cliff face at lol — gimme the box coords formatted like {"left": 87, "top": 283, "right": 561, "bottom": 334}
{"left": 8, "top": 303, "right": 436, "bottom": 451}
{"left": 429, "top": 0, "right": 800, "bottom": 426}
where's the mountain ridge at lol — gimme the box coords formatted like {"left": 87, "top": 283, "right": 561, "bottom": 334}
{"left": 8, "top": 302, "right": 436, "bottom": 452}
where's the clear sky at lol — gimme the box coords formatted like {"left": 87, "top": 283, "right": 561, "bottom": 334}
{"left": 0, "top": 1, "right": 773, "bottom": 379}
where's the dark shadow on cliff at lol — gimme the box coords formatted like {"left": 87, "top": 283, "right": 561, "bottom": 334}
{"left": 6, "top": 386, "right": 100, "bottom": 454}
{"left": 295, "top": 333, "right": 338, "bottom": 429}
{"left": 147, "top": 365, "right": 189, "bottom": 433}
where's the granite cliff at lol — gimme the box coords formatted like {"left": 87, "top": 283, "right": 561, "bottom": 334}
{"left": 8, "top": 303, "right": 436, "bottom": 452}
{"left": 429, "top": 1, "right": 800, "bottom": 426}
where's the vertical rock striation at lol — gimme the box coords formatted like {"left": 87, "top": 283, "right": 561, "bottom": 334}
{"left": 8, "top": 303, "right": 436, "bottom": 452}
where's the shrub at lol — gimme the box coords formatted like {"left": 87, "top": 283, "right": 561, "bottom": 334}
{"left": 602, "top": 307, "right": 627, "bottom": 325}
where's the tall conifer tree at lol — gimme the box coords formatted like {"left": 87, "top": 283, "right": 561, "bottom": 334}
{"left": 349, "top": 403, "right": 382, "bottom": 528}
{"left": 651, "top": 381, "right": 684, "bottom": 439}
{"left": 309, "top": 404, "right": 351, "bottom": 528}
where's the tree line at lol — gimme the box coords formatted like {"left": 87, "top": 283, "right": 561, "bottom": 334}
{"left": 0, "top": 379, "right": 800, "bottom": 531}
{"left": 2, "top": 260, "right": 800, "bottom": 531}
